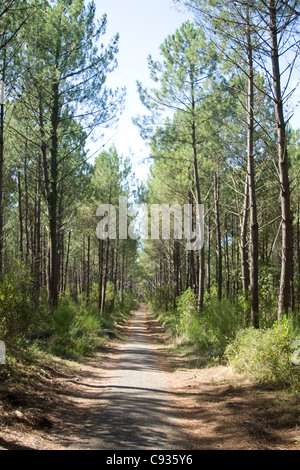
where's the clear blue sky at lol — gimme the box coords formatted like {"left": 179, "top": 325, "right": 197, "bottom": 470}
{"left": 88, "top": 1, "right": 299, "bottom": 183}
{"left": 89, "top": 0, "right": 192, "bottom": 182}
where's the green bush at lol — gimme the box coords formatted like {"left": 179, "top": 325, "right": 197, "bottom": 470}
{"left": 53, "top": 298, "right": 77, "bottom": 336}
{"left": 49, "top": 299, "right": 102, "bottom": 358}
{"left": 258, "top": 266, "right": 280, "bottom": 327}
{"left": 225, "top": 316, "right": 300, "bottom": 388}
{"left": 176, "top": 287, "right": 198, "bottom": 335}
{"left": 152, "top": 287, "right": 243, "bottom": 358}
{"left": 156, "top": 308, "right": 179, "bottom": 336}
{"left": 176, "top": 287, "right": 242, "bottom": 355}
{"left": 48, "top": 290, "right": 136, "bottom": 359}
{"left": 0, "top": 260, "right": 50, "bottom": 347}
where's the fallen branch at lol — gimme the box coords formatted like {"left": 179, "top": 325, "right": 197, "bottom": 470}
{"left": 25, "top": 329, "right": 54, "bottom": 342}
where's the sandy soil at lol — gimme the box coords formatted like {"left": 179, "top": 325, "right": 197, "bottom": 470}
{"left": 0, "top": 304, "right": 299, "bottom": 450}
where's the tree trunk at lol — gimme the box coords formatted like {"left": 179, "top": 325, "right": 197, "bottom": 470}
{"left": 225, "top": 221, "right": 230, "bottom": 298}
{"left": 34, "top": 156, "right": 42, "bottom": 293}
{"left": 297, "top": 203, "right": 300, "bottom": 311}
{"left": 192, "top": 121, "right": 204, "bottom": 310}
{"left": 269, "top": 0, "right": 293, "bottom": 318}
{"left": 86, "top": 235, "right": 90, "bottom": 303}
{"left": 100, "top": 238, "right": 110, "bottom": 313}
{"left": 214, "top": 172, "right": 222, "bottom": 301}
{"left": 246, "top": 10, "right": 259, "bottom": 328}
{"left": 57, "top": 184, "right": 64, "bottom": 296}
{"left": 64, "top": 230, "right": 71, "bottom": 292}
{"left": 17, "top": 171, "right": 24, "bottom": 259}
{"left": 173, "top": 239, "right": 180, "bottom": 307}
{"left": 48, "top": 81, "right": 60, "bottom": 308}
{"left": 190, "top": 67, "right": 204, "bottom": 311}
{"left": 240, "top": 123, "right": 252, "bottom": 326}
{"left": 98, "top": 238, "right": 104, "bottom": 312}
{"left": 207, "top": 200, "right": 211, "bottom": 295}
{"left": 119, "top": 250, "right": 125, "bottom": 303}
{"left": 0, "top": 50, "right": 6, "bottom": 273}
{"left": 24, "top": 155, "right": 30, "bottom": 263}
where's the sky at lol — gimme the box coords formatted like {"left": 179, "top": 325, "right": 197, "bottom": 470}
{"left": 88, "top": 0, "right": 192, "bottom": 183}
{"left": 87, "top": 1, "right": 300, "bottom": 184}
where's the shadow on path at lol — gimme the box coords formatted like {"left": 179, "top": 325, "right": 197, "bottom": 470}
{"left": 58, "top": 306, "right": 191, "bottom": 450}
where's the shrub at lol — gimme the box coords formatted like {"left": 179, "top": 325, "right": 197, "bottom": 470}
{"left": 53, "top": 298, "right": 77, "bottom": 336}
{"left": 225, "top": 316, "right": 300, "bottom": 388}
{"left": 0, "top": 260, "right": 50, "bottom": 347}
{"left": 49, "top": 299, "right": 102, "bottom": 358}
{"left": 156, "top": 308, "right": 179, "bottom": 337}
{"left": 174, "top": 288, "right": 243, "bottom": 356}
{"left": 258, "top": 267, "right": 280, "bottom": 327}
{"left": 48, "top": 291, "right": 136, "bottom": 359}
{"left": 176, "top": 287, "right": 198, "bottom": 336}
{"left": 151, "top": 287, "right": 244, "bottom": 358}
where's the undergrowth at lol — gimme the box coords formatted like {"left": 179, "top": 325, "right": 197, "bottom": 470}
{"left": 0, "top": 269, "right": 137, "bottom": 367}
{"left": 46, "top": 291, "right": 136, "bottom": 359}
{"left": 150, "top": 287, "right": 300, "bottom": 389}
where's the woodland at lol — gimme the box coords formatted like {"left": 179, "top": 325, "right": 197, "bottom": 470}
{"left": 0, "top": 0, "right": 300, "bottom": 392}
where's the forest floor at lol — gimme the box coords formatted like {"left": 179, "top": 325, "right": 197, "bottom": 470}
{"left": 0, "top": 303, "right": 300, "bottom": 450}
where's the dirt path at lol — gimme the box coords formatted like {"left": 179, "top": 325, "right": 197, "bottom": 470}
{"left": 65, "top": 305, "right": 190, "bottom": 450}
{"left": 0, "top": 303, "right": 299, "bottom": 450}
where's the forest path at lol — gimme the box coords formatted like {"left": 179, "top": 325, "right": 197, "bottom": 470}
{"left": 1, "top": 304, "right": 299, "bottom": 450}
{"left": 61, "top": 304, "right": 191, "bottom": 450}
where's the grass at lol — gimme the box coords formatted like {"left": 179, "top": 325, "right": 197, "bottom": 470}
{"left": 0, "top": 290, "right": 137, "bottom": 375}
{"left": 43, "top": 294, "right": 136, "bottom": 360}
{"left": 149, "top": 288, "right": 300, "bottom": 391}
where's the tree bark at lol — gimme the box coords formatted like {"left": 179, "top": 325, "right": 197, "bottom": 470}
{"left": 34, "top": 156, "right": 42, "bottom": 293}
{"left": 240, "top": 171, "right": 250, "bottom": 311}
{"left": 207, "top": 200, "right": 211, "bottom": 295}
{"left": 246, "top": 10, "right": 259, "bottom": 328}
{"left": 100, "top": 238, "right": 110, "bottom": 313}
{"left": 173, "top": 239, "right": 180, "bottom": 307}
{"left": 225, "top": 221, "right": 230, "bottom": 298}
{"left": 64, "top": 230, "right": 71, "bottom": 292}
{"left": 214, "top": 172, "right": 222, "bottom": 301}
{"left": 17, "top": 171, "right": 24, "bottom": 259}
{"left": 297, "top": 203, "right": 300, "bottom": 311}
{"left": 269, "top": 0, "right": 293, "bottom": 318}
{"left": 86, "top": 235, "right": 90, "bottom": 303}
{"left": 48, "top": 80, "right": 60, "bottom": 308}
{"left": 119, "top": 250, "right": 125, "bottom": 303}
{"left": 98, "top": 238, "right": 104, "bottom": 311}
{"left": 24, "top": 155, "right": 30, "bottom": 263}
{"left": 0, "top": 49, "right": 6, "bottom": 273}
{"left": 192, "top": 119, "right": 204, "bottom": 310}
{"left": 190, "top": 65, "right": 204, "bottom": 311}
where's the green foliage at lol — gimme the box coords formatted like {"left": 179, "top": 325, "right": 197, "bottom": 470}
{"left": 104, "top": 282, "right": 116, "bottom": 306}
{"left": 153, "top": 287, "right": 244, "bottom": 357}
{"left": 154, "top": 286, "right": 300, "bottom": 389}
{"left": 53, "top": 298, "right": 77, "bottom": 336}
{"left": 0, "top": 260, "right": 50, "bottom": 347}
{"left": 181, "top": 295, "right": 243, "bottom": 357}
{"left": 47, "top": 290, "right": 136, "bottom": 359}
{"left": 225, "top": 317, "right": 300, "bottom": 388}
{"left": 258, "top": 266, "right": 280, "bottom": 327}
{"left": 176, "top": 287, "right": 198, "bottom": 334}
{"left": 49, "top": 299, "right": 101, "bottom": 358}
{"left": 121, "top": 291, "right": 138, "bottom": 314}
{"left": 199, "top": 296, "right": 243, "bottom": 353}
{"left": 155, "top": 308, "right": 178, "bottom": 337}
